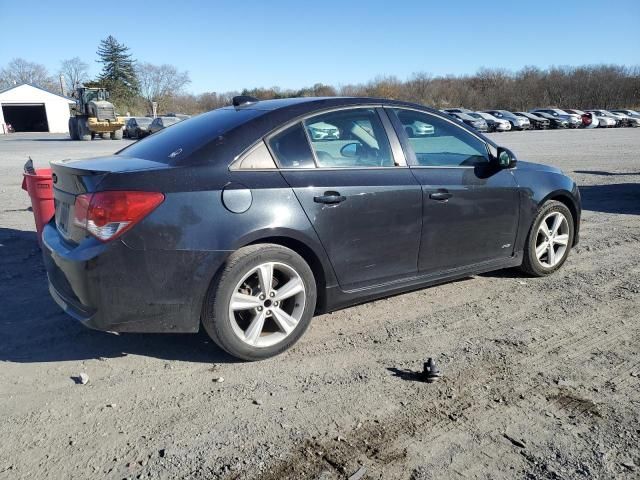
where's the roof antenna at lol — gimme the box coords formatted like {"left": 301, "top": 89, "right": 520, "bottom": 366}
{"left": 232, "top": 95, "right": 259, "bottom": 107}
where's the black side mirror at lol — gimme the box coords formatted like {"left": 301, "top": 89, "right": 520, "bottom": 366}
{"left": 495, "top": 147, "right": 516, "bottom": 168}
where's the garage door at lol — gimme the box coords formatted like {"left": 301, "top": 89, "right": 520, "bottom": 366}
{"left": 2, "top": 104, "right": 49, "bottom": 132}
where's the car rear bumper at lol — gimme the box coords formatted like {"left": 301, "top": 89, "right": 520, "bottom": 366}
{"left": 42, "top": 221, "right": 229, "bottom": 333}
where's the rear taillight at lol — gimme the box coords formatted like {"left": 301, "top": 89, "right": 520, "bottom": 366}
{"left": 74, "top": 191, "right": 164, "bottom": 242}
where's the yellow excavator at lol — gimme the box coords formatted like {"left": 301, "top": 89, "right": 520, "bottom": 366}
{"left": 68, "top": 87, "right": 125, "bottom": 140}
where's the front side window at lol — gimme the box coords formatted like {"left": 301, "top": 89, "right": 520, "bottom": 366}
{"left": 389, "top": 109, "right": 488, "bottom": 167}
{"left": 303, "top": 108, "right": 394, "bottom": 168}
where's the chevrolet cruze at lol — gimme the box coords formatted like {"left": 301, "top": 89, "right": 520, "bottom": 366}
{"left": 43, "top": 96, "right": 581, "bottom": 360}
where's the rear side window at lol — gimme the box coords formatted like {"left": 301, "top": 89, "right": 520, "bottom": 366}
{"left": 268, "top": 123, "right": 316, "bottom": 168}
{"left": 390, "top": 109, "right": 488, "bottom": 167}
{"left": 303, "top": 108, "right": 394, "bottom": 168}
{"left": 119, "top": 108, "right": 264, "bottom": 164}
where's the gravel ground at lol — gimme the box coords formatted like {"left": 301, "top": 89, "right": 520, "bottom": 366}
{"left": 0, "top": 129, "right": 639, "bottom": 480}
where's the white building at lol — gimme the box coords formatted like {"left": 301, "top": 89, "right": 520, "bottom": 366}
{"left": 0, "top": 84, "right": 75, "bottom": 134}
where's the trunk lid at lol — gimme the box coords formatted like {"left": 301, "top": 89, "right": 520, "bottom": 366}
{"left": 51, "top": 156, "right": 168, "bottom": 244}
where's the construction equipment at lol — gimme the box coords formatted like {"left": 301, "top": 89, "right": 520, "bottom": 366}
{"left": 68, "top": 87, "right": 125, "bottom": 140}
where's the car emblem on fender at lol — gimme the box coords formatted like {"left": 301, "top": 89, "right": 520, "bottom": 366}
{"left": 169, "top": 148, "right": 183, "bottom": 159}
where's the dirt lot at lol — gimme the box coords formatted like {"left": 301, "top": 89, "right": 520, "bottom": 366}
{"left": 1, "top": 129, "right": 639, "bottom": 480}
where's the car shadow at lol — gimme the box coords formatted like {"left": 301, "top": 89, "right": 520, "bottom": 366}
{"left": 0, "top": 227, "right": 236, "bottom": 364}
{"left": 574, "top": 170, "right": 640, "bottom": 176}
{"left": 580, "top": 183, "right": 640, "bottom": 215}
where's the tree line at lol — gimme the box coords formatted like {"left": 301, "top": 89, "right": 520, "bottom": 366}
{"left": 1, "top": 36, "right": 638, "bottom": 115}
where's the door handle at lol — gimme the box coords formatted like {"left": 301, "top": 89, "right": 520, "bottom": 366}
{"left": 314, "top": 191, "right": 346, "bottom": 204}
{"left": 429, "top": 190, "right": 452, "bottom": 201}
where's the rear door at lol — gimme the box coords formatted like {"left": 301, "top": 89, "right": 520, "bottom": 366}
{"left": 269, "top": 107, "right": 423, "bottom": 290}
{"left": 386, "top": 107, "right": 520, "bottom": 274}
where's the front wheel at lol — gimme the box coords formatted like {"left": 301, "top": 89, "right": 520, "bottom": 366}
{"left": 202, "top": 244, "right": 317, "bottom": 361}
{"left": 520, "top": 200, "right": 574, "bottom": 276}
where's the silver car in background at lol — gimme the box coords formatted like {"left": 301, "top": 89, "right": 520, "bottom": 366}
{"left": 606, "top": 111, "right": 640, "bottom": 127}
{"left": 611, "top": 109, "right": 640, "bottom": 120}
{"left": 483, "top": 110, "right": 530, "bottom": 130}
{"left": 471, "top": 111, "right": 511, "bottom": 131}
{"left": 586, "top": 110, "right": 617, "bottom": 128}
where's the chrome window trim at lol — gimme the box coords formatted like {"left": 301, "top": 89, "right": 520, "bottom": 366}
{"left": 278, "top": 166, "right": 411, "bottom": 172}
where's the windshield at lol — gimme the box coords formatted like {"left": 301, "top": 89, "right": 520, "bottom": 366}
{"left": 83, "top": 89, "right": 106, "bottom": 102}
{"left": 454, "top": 113, "right": 476, "bottom": 121}
{"left": 136, "top": 117, "right": 152, "bottom": 126}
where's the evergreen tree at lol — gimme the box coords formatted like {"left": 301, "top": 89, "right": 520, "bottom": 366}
{"left": 96, "top": 35, "right": 139, "bottom": 104}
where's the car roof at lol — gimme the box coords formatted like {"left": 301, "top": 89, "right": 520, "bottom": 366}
{"left": 121, "top": 97, "right": 497, "bottom": 167}
{"left": 222, "top": 96, "right": 432, "bottom": 113}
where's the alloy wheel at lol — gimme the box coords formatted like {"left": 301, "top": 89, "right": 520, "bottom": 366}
{"left": 535, "top": 212, "right": 570, "bottom": 268}
{"left": 228, "top": 262, "right": 306, "bottom": 348}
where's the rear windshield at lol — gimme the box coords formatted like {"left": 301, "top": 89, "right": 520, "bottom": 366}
{"left": 118, "top": 107, "right": 265, "bottom": 164}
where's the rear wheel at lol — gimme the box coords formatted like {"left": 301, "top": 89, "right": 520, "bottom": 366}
{"left": 202, "top": 244, "right": 317, "bottom": 361}
{"left": 111, "top": 129, "right": 123, "bottom": 140}
{"left": 68, "top": 118, "right": 79, "bottom": 140}
{"left": 520, "top": 201, "right": 574, "bottom": 276}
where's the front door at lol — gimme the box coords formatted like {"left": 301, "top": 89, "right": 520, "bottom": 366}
{"left": 268, "top": 107, "right": 423, "bottom": 290}
{"left": 386, "top": 107, "right": 520, "bottom": 274}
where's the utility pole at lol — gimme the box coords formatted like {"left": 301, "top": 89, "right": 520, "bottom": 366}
{"left": 59, "top": 74, "right": 66, "bottom": 97}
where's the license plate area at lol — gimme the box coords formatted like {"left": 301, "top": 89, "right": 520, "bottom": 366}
{"left": 55, "top": 198, "right": 71, "bottom": 234}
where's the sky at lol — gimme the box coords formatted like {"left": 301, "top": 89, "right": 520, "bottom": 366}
{"left": 0, "top": 1, "right": 638, "bottom": 94}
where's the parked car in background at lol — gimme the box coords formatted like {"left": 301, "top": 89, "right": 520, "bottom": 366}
{"left": 513, "top": 112, "right": 551, "bottom": 130}
{"left": 307, "top": 121, "right": 340, "bottom": 140}
{"left": 400, "top": 118, "right": 435, "bottom": 136}
{"left": 442, "top": 107, "right": 474, "bottom": 114}
{"left": 43, "top": 96, "right": 581, "bottom": 360}
{"left": 587, "top": 110, "right": 625, "bottom": 127}
{"left": 166, "top": 113, "right": 192, "bottom": 121}
{"left": 585, "top": 111, "right": 617, "bottom": 128}
{"left": 530, "top": 109, "right": 581, "bottom": 128}
{"left": 124, "top": 117, "right": 153, "bottom": 139}
{"left": 531, "top": 111, "right": 570, "bottom": 129}
{"left": 610, "top": 109, "right": 640, "bottom": 120}
{"left": 449, "top": 112, "right": 489, "bottom": 132}
{"left": 483, "top": 110, "right": 530, "bottom": 130}
{"left": 606, "top": 110, "right": 640, "bottom": 127}
{"left": 563, "top": 109, "right": 599, "bottom": 128}
{"left": 148, "top": 116, "right": 182, "bottom": 135}
{"left": 469, "top": 112, "right": 511, "bottom": 132}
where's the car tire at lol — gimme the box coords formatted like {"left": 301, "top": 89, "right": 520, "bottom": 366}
{"left": 202, "top": 244, "right": 317, "bottom": 361}
{"left": 520, "top": 200, "right": 574, "bottom": 277}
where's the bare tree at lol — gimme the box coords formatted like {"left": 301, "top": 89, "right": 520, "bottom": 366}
{"left": 0, "top": 58, "right": 56, "bottom": 91}
{"left": 136, "top": 62, "right": 190, "bottom": 113}
{"left": 59, "top": 57, "right": 89, "bottom": 96}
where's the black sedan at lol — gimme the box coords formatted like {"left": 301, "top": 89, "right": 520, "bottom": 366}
{"left": 447, "top": 112, "right": 489, "bottom": 132}
{"left": 124, "top": 117, "right": 153, "bottom": 139}
{"left": 514, "top": 112, "right": 551, "bottom": 130}
{"left": 44, "top": 97, "right": 581, "bottom": 360}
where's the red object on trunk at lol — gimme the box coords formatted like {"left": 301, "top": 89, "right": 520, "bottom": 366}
{"left": 22, "top": 168, "right": 54, "bottom": 247}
